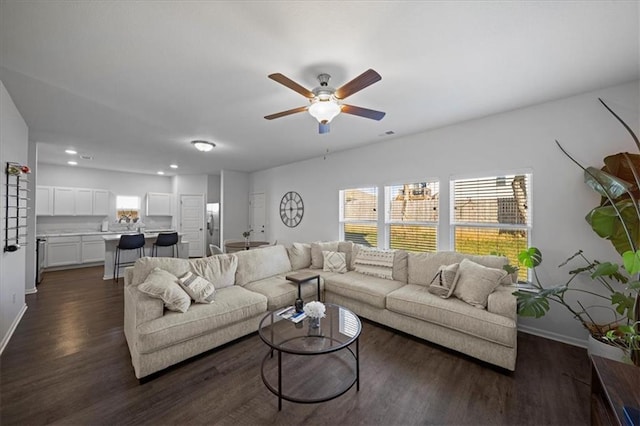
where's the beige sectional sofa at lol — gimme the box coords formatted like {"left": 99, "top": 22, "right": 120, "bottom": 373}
{"left": 124, "top": 242, "right": 517, "bottom": 379}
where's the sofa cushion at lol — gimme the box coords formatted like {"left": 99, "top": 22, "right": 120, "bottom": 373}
{"left": 324, "top": 271, "right": 405, "bottom": 309}
{"left": 131, "top": 255, "right": 238, "bottom": 288}
{"left": 138, "top": 268, "right": 191, "bottom": 313}
{"left": 310, "top": 241, "right": 339, "bottom": 269}
{"left": 323, "top": 251, "right": 347, "bottom": 273}
{"left": 244, "top": 275, "right": 322, "bottom": 310}
{"left": 234, "top": 245, "right": 292, "bottom": 286}
{"left": 178, "top": 271, "right": 215, "bottom": 304}
{"left": 287, "top": 242, "right": 311, "bottom": 270}
{"left": 136, "top": 286, "right": 267, "bottom": 354}
{"left": 338, "top": 241, "right": 354, "bottom": 270}
{"left": 354, "top": 247, "right": 395, "bottom": 280}
{"left": 392, "top": 250, "right": 409, "bottom": 283}
{"left": 386, "top": 284, "right": 516, "bottom": 347}
{"left": 407, "top": 252, "right": 509, "bottom": 287}
{"left": 453, "top": 259, "right": 507, "bottom": 308}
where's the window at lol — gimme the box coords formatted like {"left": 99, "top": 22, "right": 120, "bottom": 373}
{"left": 451, "top": 174, "right": 531, "bottom": 280}
{"left": 385, "top": 181, "right": 439, "bottom": 252}
{"left": 340, "top": 187, "right": 378, "bottom": 247}
{"left": 116, "top": 195, "right": 140, "bottom": 223}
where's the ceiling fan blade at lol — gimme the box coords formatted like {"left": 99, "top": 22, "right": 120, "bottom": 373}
{"left": 335, "top": 69, "right": 382, "bottom": 100}
{"left": 319, "top": 122, "right": 330, "bottom": 134}
{"left": 341, "top": 104, "right": 386, "bottom": 121}
{"left": 264, "top": 106, "right": 308, "bottom": 120}
{"left": 268, "top": 73, "right": 314, "bottom": 98}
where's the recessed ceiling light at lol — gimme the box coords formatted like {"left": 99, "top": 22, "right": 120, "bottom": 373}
{"left": 170, "top": 164, "right": 178, "bottom": 169}
{"left": 157, "top": 171, "right": 165, "bottom": 175}
{"left": 191, "top": 140, "right": 216, "bottom": 152}
{"left": 68, "top": 161, "right": 78, "bottom": 165}
{"left": 65, "top": 149, "right": 77, "bottom": 155}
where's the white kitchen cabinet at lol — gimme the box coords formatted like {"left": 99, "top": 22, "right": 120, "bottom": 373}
{"left": 93, "top": 190, "right": 110, "bottom": 216}
{"left": 81, "top": 235, "right": 105, "bottom": 263}
{"left": 53, "top": 187, "right": 76, "bottom": 215}
{"left": 146, "top": 192, "right": 173, "bottom": 216}
{"left": 36, "top": 186, "right": 54, "bottom": 216}
{"left": 46, "top": 236, "right": 82, "bottom": 267}
{"left": 75, "top": 188, "right": 93, "bottom": 215}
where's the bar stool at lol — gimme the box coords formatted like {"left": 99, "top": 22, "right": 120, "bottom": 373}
{"left": 114, "top": 233, "right": 146, "bottom": 281}
{"left": 152, "top": 232, "right": 179, "bottom": 258}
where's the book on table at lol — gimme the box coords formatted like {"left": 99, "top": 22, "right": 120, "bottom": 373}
{"left": 276, "top": 306, "right": 307, "bottom": 323}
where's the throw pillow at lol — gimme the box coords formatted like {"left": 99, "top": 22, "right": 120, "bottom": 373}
{"left": 188, "top": 254, "right": 237, "bottom": 289}
{"left": 353, "top": 247, "right": 394, "bottom": 280}
{"left": 427, "top": 263, "right": 459, "bottom": 298}
{"left": 453, "top": 258, "right": 507, "bottom": 309}
{"left": 322, "top": 250, "right": 347, "bottom": 273}
{"left": 138, "top": 267, "right": 191, "bottom": 313}
{"left": 310, "top": 241, "right": 339, "bottom": 269}
{"left": 288, "top": 242, "right": 312, "bottom": 270}
{"left": 178, "top": 271, "right": 216, "bottom": 304}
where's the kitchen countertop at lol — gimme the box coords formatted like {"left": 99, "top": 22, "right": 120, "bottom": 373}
{"left": 102, "top": 232, "right": 184, "bottom": 242}
{"left": 36, "top": 229, "right": 175, "bottom": 238}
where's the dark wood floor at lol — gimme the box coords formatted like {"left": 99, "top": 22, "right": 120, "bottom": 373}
{"left": 1, "top": 266, "right": 591, "bottom": 425}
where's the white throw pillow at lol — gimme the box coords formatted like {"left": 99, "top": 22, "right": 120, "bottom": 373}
{"left": 322, "top": 250, "right": 347, "bottom": 273}
{"left": 288, "top": 242, "right": 312, "bottom": 270}
{"left": 453, "top": 259, "right": 507, "bottom": 308}
{"left": 178, "top": 271, "right": 216, "bottom": 304}
{"left": 138, "top": 267, "right": 191, "bottom": 313}
{"left": 353, "top": 247, "right": 394, "bottom": 280}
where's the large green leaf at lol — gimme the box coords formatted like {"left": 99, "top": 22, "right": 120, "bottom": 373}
{"left": 586, "top": 199, "right": 640, "bottom": 255}
{"left": 591, "top": 261, "right": 628, "bottom": 283}
{"left": 584, "top": 166, "right": 633, "bottom": 200}
{"left": 518, "top": 247, "right": 542, "bottom": 268}
{"left": 611, "top": 292, "right": 636, "bottom": 319}
{"left": 602, "top": 153, "right": 640, "bottom": 201}
{"left": 514, "top": 287, "right": 565, "bottom": 318}
{"left": 623, "top": 250, "right": 640, "bottom": 275}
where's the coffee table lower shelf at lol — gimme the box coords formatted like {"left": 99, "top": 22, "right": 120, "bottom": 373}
{"left": 260, "top": 336, "right": 359, "bottom": 410}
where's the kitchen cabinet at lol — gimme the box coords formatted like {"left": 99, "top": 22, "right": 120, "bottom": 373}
{"left": 81, "top": 235, "right": 105, "bottom": 263}
{"left": 75, "top": 188, "right": 93, "bottom": 215}
{"left": 146, "top": 192, "right": 173, "bottom": 216}
{"left": 36, "top": 186, "right": 54, "bottom": 216}
{"left": 93, "top": 190, "right": 110, "bottom": 216}
{"left": 46, "top": 236, "right": 82, "bottom": 267}
{"left": 53, "top": 187, "right": 76, "bottom": 215}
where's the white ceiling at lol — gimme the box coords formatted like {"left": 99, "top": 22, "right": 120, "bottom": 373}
{"left": 1, "top": 1, "right": 638, "bottom": 176}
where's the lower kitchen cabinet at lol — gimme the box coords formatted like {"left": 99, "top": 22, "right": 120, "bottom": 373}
{"left": 46, "top": 236, "right": 82, "bottom": 267}
{"left": 81, "top": 235, "right": 106, "bottom": 263}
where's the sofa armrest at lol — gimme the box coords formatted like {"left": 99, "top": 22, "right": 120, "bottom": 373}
{"left": 487, "top": 285, "right": 517, "bottom": 321}
{"left": 124, "top": 266, "right": 135, "bottom": 286}
{"left": 124, "top": 285, "right": 164, "bottom": 336}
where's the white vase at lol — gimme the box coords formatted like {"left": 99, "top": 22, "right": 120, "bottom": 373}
{"left": 587, "top": 335, "right": 631, "bottom": 364}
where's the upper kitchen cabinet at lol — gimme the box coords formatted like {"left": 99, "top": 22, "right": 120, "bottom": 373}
{"left": 36, "top": 186, "right": 54, "bottom": 215}
{"left": 37, "top": 186, "right": 111, "bottom": 216}
{"left": 146, "top": 192, "right": 173, "bottom": 216}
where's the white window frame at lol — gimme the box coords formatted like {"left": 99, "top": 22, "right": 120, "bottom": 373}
{"left": 339, "top": 186, "right": 379, "bottom": 247}
{"left": 384, "top": 180, "right": 439, "bottom": 253}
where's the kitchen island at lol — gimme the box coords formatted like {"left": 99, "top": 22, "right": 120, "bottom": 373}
{"left": 103, "top": 232, "right": 189, "bottom": 280}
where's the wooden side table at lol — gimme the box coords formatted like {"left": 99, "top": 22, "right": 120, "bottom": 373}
{"left": 590, "top": 355, "right": 640, "bottom": 425}
{"left": 285, "top": 272, "right": 321, "bottom": 311}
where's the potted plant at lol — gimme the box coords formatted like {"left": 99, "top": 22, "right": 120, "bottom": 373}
{"left": 515, "top": 98, "right": 640, "bottom": 365}
{"left": 242, "top": 229, "right": 253, "bottom": 249}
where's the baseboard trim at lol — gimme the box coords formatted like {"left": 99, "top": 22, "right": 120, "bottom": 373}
{"left": 0, "top": 303, "right": 27, "bottom": 355}
{"left": 518, "top": 324, "right": 587, "bottom": 348}
{"left": 25, "top": 287, "right": 37, "bottom": 294}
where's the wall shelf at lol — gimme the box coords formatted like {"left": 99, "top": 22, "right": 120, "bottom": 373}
{"left": 4, "top": 162, "right": 31, "bottom": 252}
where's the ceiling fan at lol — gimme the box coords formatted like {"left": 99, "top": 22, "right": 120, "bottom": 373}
{"left": 264, "top": 69, "right": 385, "bottom": 134}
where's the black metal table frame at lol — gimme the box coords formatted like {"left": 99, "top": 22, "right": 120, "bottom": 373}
{"left": 260, "top": 334, "right": 360, "bottom": 411}
{"left": 286, "top": 274, "right": 321, "bottom": 305}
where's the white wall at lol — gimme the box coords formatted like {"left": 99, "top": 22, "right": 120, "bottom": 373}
{"left": 36, "top": 164, "right": 174, "bottom": 233}
{"left": 221, "top": 170, "right": 249, "bottom": 245}
{"left": 0, "top": 81, "right": 28, "bottom": 353}
{"left": 250, "top": 80, "right": 640, "bottom": 346}
{"left": 207, "top": 174, "right": 221, "bottom": 203}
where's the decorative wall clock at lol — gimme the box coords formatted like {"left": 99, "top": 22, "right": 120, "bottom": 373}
{"left": 280, "top": 191, "right": 304, "bottom": 228}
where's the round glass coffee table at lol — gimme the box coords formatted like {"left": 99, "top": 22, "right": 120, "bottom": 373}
{"left": 258, "top": 303, "right": 361, "bottom": 410}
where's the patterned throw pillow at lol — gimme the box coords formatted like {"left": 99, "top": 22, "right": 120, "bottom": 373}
{"left": 138, "top": 267, "right": 191, "bottom": 313}
{"left": 322, "top": 251, "right": 347, "bottom": 273}
{"left": 353, "top": 247, "right": 395, "bottom": 280}
{"left": 428, "top": 263, "right": 460, "bottom": 298}
{"left": 178, "top": 271, "right": 216, "bottom": 304}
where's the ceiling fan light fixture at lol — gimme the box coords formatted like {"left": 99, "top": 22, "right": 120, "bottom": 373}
{"left": 191, "top": 140, "right": 216, "bottom": 152}
{"left": 308, "top": 98, "right": 341, "bottom": 124}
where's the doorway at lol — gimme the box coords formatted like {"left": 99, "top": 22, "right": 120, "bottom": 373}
{"left": 180, "top": 194, "right": 205, "bottom": 257}
{"left": 250, "top": 192, "right": 266, "bottom": 242}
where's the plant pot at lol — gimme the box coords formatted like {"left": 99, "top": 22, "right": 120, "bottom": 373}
{"left": 587, "top": 335, "right": 631, "bottom": 364}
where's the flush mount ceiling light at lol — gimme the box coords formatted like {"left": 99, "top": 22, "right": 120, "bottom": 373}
{"left": 191, "top": 140, "right": 216, "bottom": 152}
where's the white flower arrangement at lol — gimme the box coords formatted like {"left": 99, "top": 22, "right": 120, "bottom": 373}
{"left": 303, "top": 301, "right": 326, "bottom": 318}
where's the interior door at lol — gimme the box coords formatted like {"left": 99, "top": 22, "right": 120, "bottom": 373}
{"left": 180, "top": 194, "right": 205, "bottom": 257}
{"left": 250, "top": 192, "right": 266, "bottom": 242}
